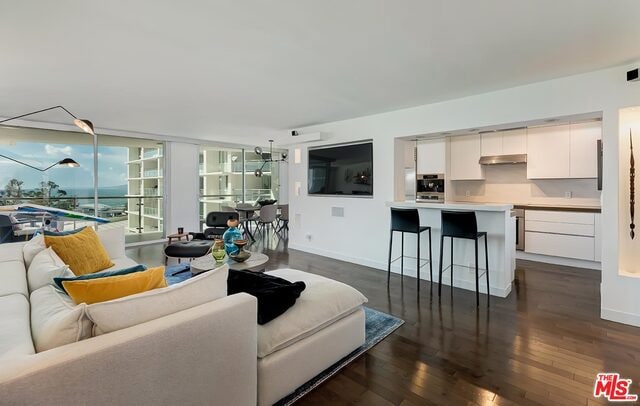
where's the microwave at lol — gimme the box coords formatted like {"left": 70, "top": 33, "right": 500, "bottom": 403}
{"left": 416, "top": 174, "right": 445, "bottom": 202}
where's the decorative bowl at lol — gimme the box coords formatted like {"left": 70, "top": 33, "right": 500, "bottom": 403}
{"left": 229, "top": 250, "right": 251, "bottom": 262}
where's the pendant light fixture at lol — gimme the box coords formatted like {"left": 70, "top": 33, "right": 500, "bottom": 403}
{"left": 253, "top": 139, "right": 287, "bottom": 177}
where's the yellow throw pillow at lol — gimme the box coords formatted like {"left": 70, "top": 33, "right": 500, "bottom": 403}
{"left": 45, "top": 227, "right": 114, "bottom": 276}
{"left": 63, "top": 266, "right": 167, "bottom": 305}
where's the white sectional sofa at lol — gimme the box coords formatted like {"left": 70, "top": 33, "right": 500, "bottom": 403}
{"left": 0, "top": 229, "right": 367, "bottom": 406}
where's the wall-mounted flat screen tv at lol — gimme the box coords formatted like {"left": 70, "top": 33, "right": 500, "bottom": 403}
{"left": 308, "top": 141, "right": 373, "bottom": 196}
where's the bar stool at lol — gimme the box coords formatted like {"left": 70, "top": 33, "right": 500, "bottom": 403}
{"left": 387, "top": 208, "right": 433, "bottom": 288}
{"left": 438, "top": 210, "right": 489, "bottom": 307}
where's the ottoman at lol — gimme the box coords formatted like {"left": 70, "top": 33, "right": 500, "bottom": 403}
{"left": 164, "top": 240, "right": 213, "bottom": 264}
{"left": 257, "top": 269, "right": 368, "bottom": 406}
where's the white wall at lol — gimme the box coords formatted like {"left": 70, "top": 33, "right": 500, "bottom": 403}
{"left": 164, "top": 142, "right": 200, "bottom": 234}
{"left": 288, "top": 61, "right": 640, "bottom": 327}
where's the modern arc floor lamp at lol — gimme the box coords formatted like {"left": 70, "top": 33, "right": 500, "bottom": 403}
{"left": 0, "top": 106, "right": 98, "bottom": 216}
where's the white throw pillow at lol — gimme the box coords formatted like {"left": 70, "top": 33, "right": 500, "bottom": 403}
{"left": 87, "top": 264, "right": 229, "bottom": 336}
{"left": 97, "top": 227, "right": 126, "bottom": 259}
{"left": 23, "top": 233, "right": 45, "bottom": 268}
{"left": 27, "top": 247, "right": 74, "bottom": 292}
{"left": 30, "top": 285, "right": 92, "bottom": 352}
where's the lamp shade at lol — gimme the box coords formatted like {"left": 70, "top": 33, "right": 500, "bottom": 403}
{"left": 254, "top": 146, "right": 262, "bottom": 155}
{"left": 58, "top": 158, "right": 80, "bottom": 167}
{"left": 74, "top": 119, "right": 95, "bottom": 135}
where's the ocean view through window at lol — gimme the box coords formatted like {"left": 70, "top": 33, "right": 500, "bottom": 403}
{"left": 0, "top": 126, "right": 164, "bottom": 244}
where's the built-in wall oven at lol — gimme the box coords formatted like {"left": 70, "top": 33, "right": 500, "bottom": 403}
{"left": 416, "top": 174, "right": 445, "bottom": 202}
{"left": 513, "top": 208, "right": 525, "bottom": 251}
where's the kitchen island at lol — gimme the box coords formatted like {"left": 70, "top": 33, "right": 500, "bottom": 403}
{"left": 386, "top": 201, "right": 516, "bottom": 297}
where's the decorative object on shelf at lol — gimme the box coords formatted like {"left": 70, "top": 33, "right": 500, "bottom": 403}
{"left": 229, "top": 239, "right": 251, "bottom": 262}
{"left": 0, "top": 105, "right": 98, "bottom": 216}
{"left": 0, "top": 155, "right": 79, "bottom": 172}
{"left": 211, "top": 239, "right": 226, "bottom": 263}
{"left": 630, "top": 129, "right": 636, "bottom": 240}
{"left": 223, "top": 218, "right": 243, "bottom": 255}
{"left": 253, "top": 139, "right": 287, "bottom": 177}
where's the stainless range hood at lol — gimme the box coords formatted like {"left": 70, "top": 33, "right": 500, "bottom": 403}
{"left": 479, "top": 154, "right": 527, "bottom": 165}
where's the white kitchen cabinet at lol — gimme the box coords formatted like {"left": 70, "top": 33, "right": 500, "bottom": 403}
{"left": 502, "top": 129, "right": 527, "bottom": 155}
{"left": 570, "top": 121, "right": 601, "bottom": 178}
{"left": 526, "top": 125, "right": 571, "bottom": 179}
{"left": 527, "top": 122, "right": 600, "bottom": 179}
{"left": 416, "top": 138, "right": 446, "bottom": 174}
{"left": 524, "top": 209, "right": 599, "bottom": 262}
{"left": 480, "top": 133, "right": 503, "bottom": 156}
{"left": 450, "top": 134, "right": 484, "bottom": 180}
{"left": 525, "top": 232, "right": 595, "bottom": 261}
{"left": 480, "top": 129, "right": 526, "bottom": 156}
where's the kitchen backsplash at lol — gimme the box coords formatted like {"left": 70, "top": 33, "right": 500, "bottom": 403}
{"left": 449, "top": 164, "right": 601, "bottom": 207}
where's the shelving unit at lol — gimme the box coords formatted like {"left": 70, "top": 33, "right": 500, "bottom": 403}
{"left": 126, "top": 146, "right": 164, "bottom": 235}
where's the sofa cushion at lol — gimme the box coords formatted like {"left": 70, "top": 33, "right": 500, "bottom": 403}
{"left": 96, "top": 227, "right": 126, "bottom": 260}
{"left": 258, "top": 269, "right": 367, "bottom": 358}
{"left": 30, "top": 285, "right": 92, "bottom": 352}
{"left": 54, "top": 264, "right": 147, "bottom": 294}
{"left": 0, "top": 240, "right": 27, "bottom": 263}
{"left": 45, "top": 227, "right": 114, "bottom": 275}
{"left": 0, "top": 260, "right": 29, "bottom": 299}
{"left": 0, "top": 294, "right": 35, "bottom": 359}
{"left": 27, "top": 247, "right": 73, "bottom": 293}
{"left": 23, "top": 233, "right": 46, "bottom": 268}
{"left": 63, "top": 266, "right": 167, "bottom": 305}
{"left": 86, "top": 264, "right": 229, "bottom": 336}
{"left": 104, "top": 256, "right": 140, "bottom": 272}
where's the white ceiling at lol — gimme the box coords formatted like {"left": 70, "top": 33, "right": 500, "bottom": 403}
{"left": 1, "top": 0, "right": 639, "bottom": 144}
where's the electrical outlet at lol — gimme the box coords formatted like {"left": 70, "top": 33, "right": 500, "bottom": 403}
{"left": 564, "top": 191, "right": 572, "bottom": 199}
{"left": 465, "top": 190, "right": 471, "bottom": 197}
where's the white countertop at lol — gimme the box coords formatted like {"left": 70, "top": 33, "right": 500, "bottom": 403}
{"left": 386, "top": 200, "right": 513, "bottom": 212}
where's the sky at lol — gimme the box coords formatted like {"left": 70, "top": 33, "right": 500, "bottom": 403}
{"left": 0, "top": 142, "right": 128, "bottom": 190}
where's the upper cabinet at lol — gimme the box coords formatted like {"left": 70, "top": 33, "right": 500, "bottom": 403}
{"left": 416, "top": 138, "right": 446, "bottom": 174}
{"left": 569, "top": 121, "right": 601, "bottom": 178}
{"left": 527, "top": 122, "right": 601, "bottom": 179}
{"left": 450, "top": 134, "right": 484, "bottom": 180}
{"left": 480, "top": 129, "right": 526, "bottom": 156}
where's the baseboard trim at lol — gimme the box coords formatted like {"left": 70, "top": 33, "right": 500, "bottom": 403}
{"left": 516, "top": 251, "right": 601, "bottom": 270}
{"left": 601, "top": 308, "right": 640, "bottom": 327}
{"left": 288, "top": 243, "right": 512, "bottom": 298}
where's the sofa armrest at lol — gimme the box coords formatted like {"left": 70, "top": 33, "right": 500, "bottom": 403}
{"left": 0, "top": 293, "right": 257, "bottom": 406}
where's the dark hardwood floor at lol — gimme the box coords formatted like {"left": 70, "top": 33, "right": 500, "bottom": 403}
{"left": 127, "top": 233, "right": 640, "bottom": 406}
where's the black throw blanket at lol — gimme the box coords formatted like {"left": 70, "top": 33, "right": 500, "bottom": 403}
{"left": 227, "top": 270, "right": 306, "bottom": 324}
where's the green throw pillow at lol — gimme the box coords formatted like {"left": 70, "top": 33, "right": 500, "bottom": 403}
{"left": 54, "top": 264, "right": 148, "bottom": 294}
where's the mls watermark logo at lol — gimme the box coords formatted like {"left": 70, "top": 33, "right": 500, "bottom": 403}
{"left": 594, "top": 373, "right": 638, "bottom": 402}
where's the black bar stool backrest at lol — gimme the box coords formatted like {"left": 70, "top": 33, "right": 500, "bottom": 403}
{"left": 441, "top": 210, "right": 478, "bottom": 239}
{"left": 206, "top": 211, "right": 239, "bottom": 227}
{"left": 390, "top": 208, "right": 420, "bottom": 233}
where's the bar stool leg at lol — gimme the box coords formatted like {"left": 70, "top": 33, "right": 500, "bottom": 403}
{"left": 475, "top": 239, "right": 480, "bottom": 307}
{"left": 438, "top": 235, "right": 444, "bottom": 296}
{"left": 387, "top": 230, "right": 393, "bottom": 284}
{"left": 416, "top": 232, "right": 420, "bottom": 290}
{"left": 484, "top": 234, "right": 490, "bottom": 307}
{"left": 428, "top": 228, "right": 433, "bottom": 283}
{"left": 450, "top": 238, "right": 454, "bottom": 291}
{"left": 400, "top": 232, "right": 404, "bottom": 276}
